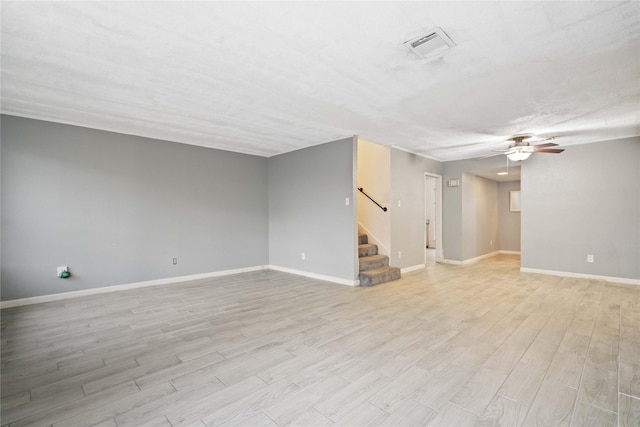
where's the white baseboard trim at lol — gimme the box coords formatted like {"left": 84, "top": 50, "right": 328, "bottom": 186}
{"left": 0, "top": 266, "right": 269, "bottom": 309}
{"left": 520, "top": 267, "right": 640, "bottom": 286}
{"left": 1, "top": 265, "right": 360, "bottom": 309}
{"left": 442, "top": 250, "right": 521, "bottom": 266}
{"left": 462, "top": 251, "right": 501, "bottom": 265}
{"left": 267, "top": 265, "right": 359, "bottom": 287}
{"left": 401, "top": 264, "right": 426, "bottom": 274}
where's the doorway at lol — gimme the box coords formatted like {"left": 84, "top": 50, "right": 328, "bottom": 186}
{"left": 425, "top": 173, "right": 443, "bottom": 267}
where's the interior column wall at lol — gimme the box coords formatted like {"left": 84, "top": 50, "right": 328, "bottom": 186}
{"left": 268, "top": 137, "right": 358, "bottom": 282}
{"left": 389, "top": 148, "right": 442, "bottom": 270}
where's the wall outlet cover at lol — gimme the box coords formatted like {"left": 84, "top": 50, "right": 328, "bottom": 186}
{"left": 57, "top": 266, "right": 70, "bottom": 278}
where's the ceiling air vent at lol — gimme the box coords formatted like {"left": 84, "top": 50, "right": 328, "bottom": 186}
{"left": 405, "top": 27, "right": 455, "bottom": 60}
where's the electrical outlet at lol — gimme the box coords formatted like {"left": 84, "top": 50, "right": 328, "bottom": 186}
{"left": 490, "top": 240, "right": 493, "bottom": 246}
{"left": 398, "top": 200, "right": 402, "bottom": 207}
{"left": 398, "top": 251, "right": 402, "bottom": 259}
{"left": 301, "top": 252, "right": 306, "bottom": 261}
{"left": 345, "top": 197, "right": 350, "bottom": 206}
{"left": 57, "top": 266, "right": 68, "bottom": 277}
{"left": 587, "top": 254, "right": 594, "bottom": 263}
{"left": 172, "top": 257, "right": 177, "bottom": 265}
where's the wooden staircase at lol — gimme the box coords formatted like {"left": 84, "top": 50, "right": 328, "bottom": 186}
{"left": 358, "top": 234, "right": 401, "bottom": 286}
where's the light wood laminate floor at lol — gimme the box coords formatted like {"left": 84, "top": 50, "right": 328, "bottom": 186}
{"left": 1, "top": 255, "right": 639, "bottom": 426}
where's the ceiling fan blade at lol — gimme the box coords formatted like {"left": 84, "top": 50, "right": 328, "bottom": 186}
{"left": 534, "top": 148, "right": 565, "bottom": 153}
{"left": 533, "top": 142, "right": 559, "bottom": 148}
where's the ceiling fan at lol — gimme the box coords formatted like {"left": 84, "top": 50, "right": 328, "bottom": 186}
{"left": 493, "top": 135, "right": 564, "bottom": 161}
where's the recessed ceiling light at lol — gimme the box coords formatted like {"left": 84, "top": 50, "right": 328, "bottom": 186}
{"left": 497, "top": 172, "right": 508, "bottom": 176}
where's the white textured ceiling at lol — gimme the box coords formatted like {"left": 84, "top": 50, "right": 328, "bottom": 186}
{"left": 2, "top": 1, "right": 639, "bottom": 160}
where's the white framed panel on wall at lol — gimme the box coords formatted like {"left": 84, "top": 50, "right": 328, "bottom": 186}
{"left": 510, "top": 190, "right": 521, "bottom": 212}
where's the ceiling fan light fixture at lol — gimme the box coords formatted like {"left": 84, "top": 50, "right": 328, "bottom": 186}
{"left": 506, "top": 146, "right": 533, "bottom": 161}
{"left": 507, "top": 152, "right": 531, "bottom": 161}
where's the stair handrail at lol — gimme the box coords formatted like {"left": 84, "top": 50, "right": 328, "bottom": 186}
{"left": 357, "top": 187, "right": 388, "bottom": 212}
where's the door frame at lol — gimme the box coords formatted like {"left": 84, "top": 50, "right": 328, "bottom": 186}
{"left": 425, "top": 172, "right": 443, "bottom": 264}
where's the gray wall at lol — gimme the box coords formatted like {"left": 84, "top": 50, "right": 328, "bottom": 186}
{"left": 498, "top": 181, "right": 521, "bottom": 252}
{"left": 442, "top": 156, "right": 508, "bottom": 261}
{"left": 462, "top": 173, "right": 499, "bottom": 260}
{"left": 268, "top": 137, "right": 358, "bottom": 281}
{"left": 390, "top": 148, "right": 442, "bottom": 269}
{"left": 522, "top": 137, "right": 640, "bottom": 280}
{"left": 1, "top": 115, "right": 269, "bottom": 300}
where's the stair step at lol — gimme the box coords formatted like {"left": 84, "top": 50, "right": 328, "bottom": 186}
{"left": 358, "top": 243, "right": 378, "bottom": 257}
{"left": 359, "top": 254, "right": 389, "bottom": 271}
{"left": 358, "top": 234, "right": 368, "bottom": 245}
{"left": 359, "top": 266, "right": 401, "bottom": 287}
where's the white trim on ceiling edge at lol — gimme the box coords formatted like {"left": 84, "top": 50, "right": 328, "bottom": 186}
{"left": 520, "top": 268, "right": 640, "bottom": 286}
{"left": 1, "top": 112, "right": 269, "bottom": 158}
{"left": 389, "top": 144, "right": 443, "bottom": 162}
{"left": 0, "top": 265, "right": 359, "bottom": 309}
{"left": 267, "top": 266, "right": 359, "bottom": 287}
{"left": 2, "top": 113, "right": 356, "bottom": 159}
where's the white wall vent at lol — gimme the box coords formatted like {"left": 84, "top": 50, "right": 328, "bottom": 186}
{"left": 405, "top": 27, "right": 455, "bottom": 60}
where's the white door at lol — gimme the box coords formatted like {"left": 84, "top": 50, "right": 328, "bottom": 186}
{"left": 424, "top": 173, "right": 443, "bottom": 265}
{"left": 425, "top": 176, "right": 437, "bottom": 248}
